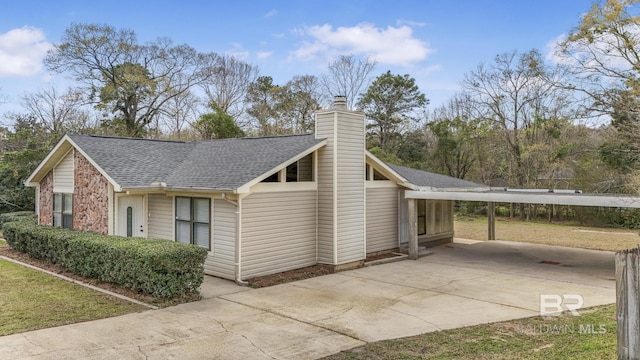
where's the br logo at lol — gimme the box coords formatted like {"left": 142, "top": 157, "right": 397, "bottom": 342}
{"left": 539, "top": 294, "right": 584, "bottom": 317}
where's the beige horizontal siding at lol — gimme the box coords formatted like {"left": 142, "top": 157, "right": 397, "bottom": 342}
{"left": 53, "top": 150, "right": 74, "bottom": 193}
{"left": 335, "top": 113, "right": 365, "bottom": 264}
{"left": 240, "top": 191, "right": 317, "bottom": 279}
{"left": 147, "top": 194, "right": 173, "bottom": 240}
{"left": 205, "top": 199, "right": 236, "bottom": 280}
{"left": 366, "top": 187, "right": 399, "bottom": 253}
{"left": 316, "top": 116, "right": 335, "bottom": 264}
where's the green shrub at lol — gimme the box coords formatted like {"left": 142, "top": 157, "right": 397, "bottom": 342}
{"left": 1, "top": 214, "right": 207, "bottom": 299}
{"left": 0, "top": 211, "right": 36, "bottom": 228}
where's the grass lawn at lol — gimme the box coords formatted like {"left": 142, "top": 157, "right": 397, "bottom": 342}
{"left": 454, "top": 218, "right": 640, "bottom": 251}
{"left": 323, "top": 304, "right": 616, "bottom": 359}
{"left": 0, "top": 249, "right": 146, "bottom": 336}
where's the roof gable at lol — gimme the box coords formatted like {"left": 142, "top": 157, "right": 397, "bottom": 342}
{"left": 25, "top": 135, "right": 120, "bottom": 190}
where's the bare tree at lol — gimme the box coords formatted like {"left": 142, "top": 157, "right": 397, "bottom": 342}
{"left": 462, "top": 49, "right": 573, "bottom": 189}
{"left": 201, "top": 54, "right": 259, "bottom": 120}
{"left": 45, "top": 23, "right": 214, "bottom": 137}
{"left": 160, "top": 90, "right": 202, "bottom": 139}
{"left": 279, "top": 75, "right": 323, "bottom": 133}
{"left": 21, "top": 87, "right": 93, "bottom": 137}
{"left": 321, "top": 54, "right": 377, "bottom": 110}
{"left": 555, "top": 0, "right": 640, "bottom": 114}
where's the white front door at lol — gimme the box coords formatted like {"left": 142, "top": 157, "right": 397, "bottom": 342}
{"left": 118, "top": 195, "right": 145, "bottom": 237}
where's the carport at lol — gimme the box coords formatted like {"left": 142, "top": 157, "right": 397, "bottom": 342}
{"left": 402, "top": 188, "right": 640, "bottom": 259}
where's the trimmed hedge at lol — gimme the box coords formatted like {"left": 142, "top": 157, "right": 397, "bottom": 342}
{"left": 0, "top": 211, "right": 36, "bottom": 228}
{"left": 0, "top": 213, "right": 208, "bottom": 299}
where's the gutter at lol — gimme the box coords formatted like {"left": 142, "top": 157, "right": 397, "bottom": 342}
{"left": 120, "top": 186, "right": 236, "bottom": 193}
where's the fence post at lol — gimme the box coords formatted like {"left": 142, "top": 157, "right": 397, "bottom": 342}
{"left": 616, "top": 247, "right": 640, "bottom": 359}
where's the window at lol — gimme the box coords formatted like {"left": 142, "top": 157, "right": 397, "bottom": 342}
{"left": 53, "top": 193, "right": 73, "bottom": 229}
{"left": 262, "top": 153, "right": 314, "bottom": 183}
{"left": 286, "top": 161, "right": 298, "bottom": 182}
{"left": 176, "top": 197, "right": 211, "bottom": 250}
{"left": 417, "top": 200, "right": 426, "bottom": 235}
{"left": 126, "top": 206, "right": 133, "bottom": 237}
{"left": 286, "top": 153, "right": 314, "bottom": 182}
{"left": 373, "top": 169, "right": 388, "bottom": 180}
{"left": 262, "top": 172, "right": 280, "bottom": 183}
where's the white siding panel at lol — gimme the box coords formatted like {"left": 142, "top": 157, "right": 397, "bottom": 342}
{"left": 53, "top": 150, "right": 74, "bottom": 193}
{"left": 205, "top": 199, "right": 236, "bottom": 280}
{"left": 366, "top": 187, "right": 399, "bottom": 253}
{"left": 148, "top": 194, "right": 173, "bottom": 240}
{"left": 241, "top": 191, "right": 317, "bottom": 279}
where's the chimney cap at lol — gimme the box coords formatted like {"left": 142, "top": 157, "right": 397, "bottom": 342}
{"left": 333, "top": 95, "right": 347, "bottom": 110}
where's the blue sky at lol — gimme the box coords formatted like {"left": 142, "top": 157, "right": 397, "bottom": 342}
{"left": 0, "top": 0, "right": 595, "bottom": 117}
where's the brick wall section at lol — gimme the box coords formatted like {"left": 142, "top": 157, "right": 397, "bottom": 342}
{"left": 74, "top": 151, "right": 109, "bottom": 234}
{"left": 39, "top": 171, "right": 53, "bottom": 226}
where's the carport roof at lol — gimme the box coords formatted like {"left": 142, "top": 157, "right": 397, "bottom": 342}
{"left": 405, "top": 188, "right": 640, "bottom": 208}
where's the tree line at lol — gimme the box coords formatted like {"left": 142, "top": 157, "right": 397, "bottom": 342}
{"left": 2, "top": 0, "right": 640, "bottom": 227}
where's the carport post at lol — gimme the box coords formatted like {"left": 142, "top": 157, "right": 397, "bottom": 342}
{"left": 488, "top": 202, "right": 496, "bottom": 240}
{"left": 407, "top": 198, "right": 418, "bottom": 259}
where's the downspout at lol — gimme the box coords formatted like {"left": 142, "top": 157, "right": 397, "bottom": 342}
{"left": 234, "top": 196, "right": 249, "bottom": 286}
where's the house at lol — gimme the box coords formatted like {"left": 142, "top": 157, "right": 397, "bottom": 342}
{"left": 25, "top": 96, "right": 488, "bottom": 283}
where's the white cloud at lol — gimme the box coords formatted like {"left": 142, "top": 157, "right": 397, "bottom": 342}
{"left": 292, "top": 23, "right": 433, "bottom": 66}
{"left": 264, "top": 10, "right": 277, "bottom": 18}
{"left": 546, "top": 29, "right": 639, "bottom": 77}
{"left": 396, "top": 19, "right": 428, "bottom": 27}
{"left": 257, "top": 51, "right": 273, "bottom": 59}
{"left": 545, "top": 33, "right": 570, "bottom": 65}
{"left": 419, "top": 64, "right": 442, "bottom": 76}
{"left": 0, "top": 26, "right": 51, "bottom": 77}
{"left": 225, "top": 43, "right": 250, "bottom": 61}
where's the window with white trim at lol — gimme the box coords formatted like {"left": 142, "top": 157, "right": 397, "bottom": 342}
{"left": 175, "top": 197, "right": 211, "bottom": 250}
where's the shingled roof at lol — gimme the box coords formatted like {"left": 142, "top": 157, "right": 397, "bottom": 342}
{"left": 68, "top": 134, "right": 325, "bottom": 190}
{"left": 386, "top": 163, "right": 488, "bottom": 189}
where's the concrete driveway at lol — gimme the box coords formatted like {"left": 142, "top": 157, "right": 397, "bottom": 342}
{"left": 0, "top": 240, "right": 615, "bottom": 359}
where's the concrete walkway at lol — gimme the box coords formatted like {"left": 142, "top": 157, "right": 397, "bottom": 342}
{"left": 0, "top": 240, "right": 615, "bottom": 359}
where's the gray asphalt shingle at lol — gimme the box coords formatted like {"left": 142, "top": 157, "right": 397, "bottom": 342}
{"left": 68, "top": 134, "right": 485, "bottom": 191}
{"left": 68, "top": 134, "right": 324, "bottom": 190}
{"left": 387, "top": 163, "right": 488, "bottom": 189}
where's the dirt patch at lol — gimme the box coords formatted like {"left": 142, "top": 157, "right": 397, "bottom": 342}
{"left": 247, "top": 264, "right": 335, "bottom": 288}
{"left": 0, "top": 246, "right": 200, "bottom": 307}
{"left": 247, "top": 251, "right": 406, "bottom": 288}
